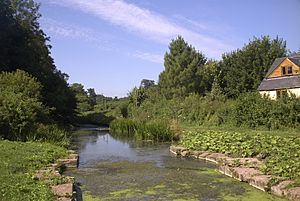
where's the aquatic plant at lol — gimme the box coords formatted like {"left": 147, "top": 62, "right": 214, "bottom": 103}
{"left": 110, "top": 119, "right": 174, "bottom": 142}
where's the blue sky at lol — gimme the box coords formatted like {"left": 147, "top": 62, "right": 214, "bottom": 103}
{"left": 37, "top": 0, "right": 300, "bottom": 97}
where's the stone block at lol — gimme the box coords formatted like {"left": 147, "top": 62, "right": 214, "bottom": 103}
{"left": 249, "top": 175, "right": 272, "bottom": 191}
{"left": 285, "top": 186, "right": 300, "bottom": 201}
{"left": 51, "top": 183, "right": 73, "bottom": 197}
{"left": 271, "top": 180, "right": 293, "bottom": 197}
{"left": 232, "top": 167, "right": 262, "bottom": 182}
{"left": 219, "top": 165, "right": 233, "bottom": 177}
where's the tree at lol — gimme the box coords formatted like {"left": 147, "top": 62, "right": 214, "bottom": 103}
{"left": 70, "top": 83, "right": 92, "bottom": 113}
{"left": 87, "top": 88, "right": 97, "bottom": 107}
{"left": 140, "top": 79, "right": 155, "bottom": 90}
{"left": 219, "top": 36, "right": 287, "bottom": 98}
{"left": 0, "top": 70, "right": 48, "bottom": 141}
{"left": 159, "top": 36, "right": 207, "bottom": 98}
{"left": 197, "top": 60, "right": 219, "bottom": 95}
{"left": 128, "top": 87, "right": 147, "bottom": 107}
{"left": 0, "top": 0, "right": 76, "bottom": 122}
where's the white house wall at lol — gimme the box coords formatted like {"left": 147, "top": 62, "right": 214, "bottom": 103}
{"left": 288, "top": 88, "right": 300, "bottom": 97}
{"left": 259, "top": 91, "right": 277, "bottom": 100}
{"left": 259, "top": 88, "right": 300, "bottom": 100}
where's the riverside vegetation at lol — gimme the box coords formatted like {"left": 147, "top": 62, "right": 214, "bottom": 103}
{"left": 107, "top": 35, "right": 300, "bottom": 187}
{"left": 1, "top": 0, "right": 300, "bottom": 200}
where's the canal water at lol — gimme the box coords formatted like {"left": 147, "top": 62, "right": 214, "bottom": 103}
{"left": 66, "top": 128, "right": 285, "bottom": 201}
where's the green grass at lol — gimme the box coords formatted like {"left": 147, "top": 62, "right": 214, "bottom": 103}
{"left": 0, "top": 140, "right": 67, "bottom": 201}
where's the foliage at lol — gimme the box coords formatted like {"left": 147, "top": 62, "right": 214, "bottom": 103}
{"left": 180, "top": 130, "right": 300, "bottom": 179}
{"left": 0, "top": 0, "right": 76, "bottom": 122}
{"left": 197, "top": 60, "right": 220, "bottom": 95}
{"left": 34, "top": 124, "right": 71, "bottom": 147}
{"left": 110, "top": 119, "right": 174, "bottom": 142}
{"left": 128, "top": 86, "right": 147, "bottom": 107}
{"left": 70, "top": 83, "right": 93, "bottom": 113}
{"left": 77, "top": 111, "right": 115, "bottom": 126}
{"left": 0, "top": 70, "right": 49, "bottom": 141}
{"left": 219, "top": 36, "right": 287, "bottom": 98}
{"left": 140, "top": 79, "right": 155, "bottom": 90}
{"left": 233, "top": 92, "right": 300, "bottom": 129}
{"left": 159, "top": 36, "right": 207, "bottom": 98}
{"left": 129, "top": 88, "right": 300, "bottom": 130}
{"left": 0, "top": 140, "right": 66, "bottom": 201}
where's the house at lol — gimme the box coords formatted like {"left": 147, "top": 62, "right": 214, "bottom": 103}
{"left": 258, "top": 54, "right": 300, "bottom": 99}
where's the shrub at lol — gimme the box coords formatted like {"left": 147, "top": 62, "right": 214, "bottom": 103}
{"left": 0, "top": 70, "right": 49, "bottom": 141}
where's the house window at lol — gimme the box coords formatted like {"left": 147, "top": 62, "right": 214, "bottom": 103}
{"left": 276, "top": 90, "right": 288, "bottom": 99}
{"left": 282, "top": 66, "right": 286, "bottom": 75}
{"left": 287, "top": 66, "right": 293, "bottom": 74}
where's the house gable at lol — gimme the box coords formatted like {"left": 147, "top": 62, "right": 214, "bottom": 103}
{"left": 268, "top": 58, "right": 300, "bottom": 78}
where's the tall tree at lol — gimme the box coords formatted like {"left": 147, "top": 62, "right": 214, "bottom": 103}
{"left": 159, "top": 36, "right": 207, "bottom": 98}
{"left": 0, "top": 0, "right": 76, "bottom": 122}
{"left": 219, "top": 36, "right": 287, "bottom": 98}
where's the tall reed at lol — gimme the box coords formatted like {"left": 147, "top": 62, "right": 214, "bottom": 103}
{"left": 109, "top": 119, "right": 174, "bottom": 142}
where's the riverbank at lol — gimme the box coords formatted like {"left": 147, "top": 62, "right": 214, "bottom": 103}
{"left": 173, "top": 130, "right": 300, "bottom": 201}
{"left": 0, "top": 140, "right": 80, "bottom": 201}
{"left": 0, "top": 140, "right": 67, "bottom": 200}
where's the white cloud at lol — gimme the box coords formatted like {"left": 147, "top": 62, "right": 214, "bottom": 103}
{"left": 40, "top": 18, "right": 117, "bottom": 51}
{"left": 45, "top": 0, "right": 234, "bottom": 58}
{"left": 129, "top": 51, "right": 163, "bottom": 64}
{"left": 40, "top": 18, "right": 164, "bottom": 63}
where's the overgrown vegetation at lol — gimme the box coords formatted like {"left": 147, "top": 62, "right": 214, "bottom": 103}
{"left": 0, "top": 70, "right": 71, "bottom": 146}
{"left": 110, "top": 119, "right": 174, "bottom": 142}
{"left": 0, "top": 140, "right": 67, "bottom": 201}
{"left": 180, "top": 130, "right": 300, "bottom": 179}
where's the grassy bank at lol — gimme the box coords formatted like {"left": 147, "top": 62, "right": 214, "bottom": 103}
{"left": 0, "top": 140, "right": 67, "bottom": 201}
{"left": 110, "top": 118, "right": 174, "bottom": 142}
{"left": 179, "top": 130, "right": 300, "bottom": 180}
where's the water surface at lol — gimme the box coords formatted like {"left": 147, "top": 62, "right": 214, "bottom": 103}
{"left": 66, "top": 128, "right": 285, "bottom": 201}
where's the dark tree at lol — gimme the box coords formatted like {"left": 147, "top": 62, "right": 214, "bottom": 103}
{"left": 219, "top": 36, "right": 287, "bottom": 98}
{"left": 0, "top": 0, "right": 76, "bottom": 122}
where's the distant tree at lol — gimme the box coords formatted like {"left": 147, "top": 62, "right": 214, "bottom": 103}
{"left": 140, "top": 79, "right": 155, "bottom": 89}
{"left": 159, "top": 36, "right": 207, "bottom": 98}
{"left": 70, "top": 83, "right": 92, "bottom": 113}
{"left": 87, "top": 88, "right": 97, "bottom": 107}
{"left": 219, "top": 36, "right": 287, "bottom": 98}
{"left": 0, "top": 70, "right": 48, "bottom": 141}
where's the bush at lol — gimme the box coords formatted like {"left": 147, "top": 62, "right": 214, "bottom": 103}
{"left": 0, "top": 70, "right": 49, "bottom": 141}
{"left": 35, "top": 124, "right": 70, "bottom": 147}
{"left": 232, "top": 92, "right": 300, "bottom": 129}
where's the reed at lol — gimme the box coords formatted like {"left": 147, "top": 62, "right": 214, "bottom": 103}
{"left": 110, "top": 119, "right": 174, "bottom": 142}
